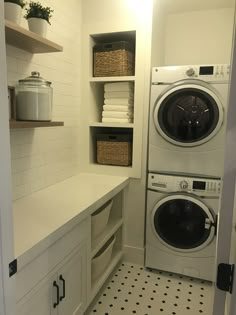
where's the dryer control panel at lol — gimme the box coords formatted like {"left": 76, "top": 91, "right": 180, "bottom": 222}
{"left": 148, "top": 173, "right": 221, "bottom": 197}
{"left": 152, "top": 64, "right": 230, "bottom": 83}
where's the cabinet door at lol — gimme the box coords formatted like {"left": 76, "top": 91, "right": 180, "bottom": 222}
{"left": 58, "top": 245, "right": 87, "bottom": 315}
{"left": 17, "top": 274, "right": 57, "bottom": 315}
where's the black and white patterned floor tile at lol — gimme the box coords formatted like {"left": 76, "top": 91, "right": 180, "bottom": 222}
{"left": 88, "top": 263, "right": 213, "bottom": 315}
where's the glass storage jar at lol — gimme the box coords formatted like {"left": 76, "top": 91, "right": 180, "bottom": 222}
{"left": 16, "top": 71, "right": 52, "bottom": 121}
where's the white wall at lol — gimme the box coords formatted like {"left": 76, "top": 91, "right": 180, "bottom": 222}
{"left": 7, "top": 0, "right": 82, "bottom": 200}
{"left": 151, "top": 0, "right": 165, "bottom": 66}
{"left": 163, "top": 8, "right": 234, "bottom": 65}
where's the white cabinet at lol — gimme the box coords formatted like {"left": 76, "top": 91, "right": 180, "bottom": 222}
{"left": 14, "top": 178, "right": 129, "bottom": 315}
{"left": 17, "top": 244, "right": 87, "bottom": 315}
{"left": 16, "top": 218, "right": 90, "bottom": 315}
{"left": 57, "top": 248, "right": 87, "bottom": 315}
{"left": 17, "top": 274, "right": 55, "bottom": 315}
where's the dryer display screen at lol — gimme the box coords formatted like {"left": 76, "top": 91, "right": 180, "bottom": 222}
{"left": 199, "top": 66, "right": 214, "bottom": 75}
{"left": 193, "top": 181, "right": 206, "bottom": 190}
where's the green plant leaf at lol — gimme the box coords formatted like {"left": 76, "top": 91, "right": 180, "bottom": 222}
{"left": 24, "top": 1, "right": 53, "bottom": 24}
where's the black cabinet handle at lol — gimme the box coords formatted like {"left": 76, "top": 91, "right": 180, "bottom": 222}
{"left": 53, "top": 281, "right": 60, "bottom": 308}
{"left": 59, "top": 274, "right": 66, "bottom": 301}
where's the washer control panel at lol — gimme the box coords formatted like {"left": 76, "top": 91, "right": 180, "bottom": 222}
{"left": 148, "top": 173, "right": 221, "bottom": 197}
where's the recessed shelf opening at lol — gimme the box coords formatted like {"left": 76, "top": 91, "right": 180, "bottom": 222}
{"left": 89, "top": 81, "right": 135, "bottom": 124}
{"left": 90, "top": 31, "right": 136, "bottom": 78}
{"left": 90, "top": 127, "right": 133, "bottom": 167}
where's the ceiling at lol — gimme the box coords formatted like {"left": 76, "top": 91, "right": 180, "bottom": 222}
{"left": 160, "top": 0, "right": 235, "bottom": 13}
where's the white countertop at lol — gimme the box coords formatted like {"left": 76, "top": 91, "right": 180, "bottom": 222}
{"left": 14, "top": 173, "right": 129, "bottom": 267}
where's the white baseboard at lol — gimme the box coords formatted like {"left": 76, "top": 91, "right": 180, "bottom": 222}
{"left": 123, "top": 245, "right": 145, "bottom": 266}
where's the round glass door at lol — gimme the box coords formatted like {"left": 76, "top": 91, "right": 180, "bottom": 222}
{"left": 154, "top": 83, "right": 223, "bottom": 147}
{"left": 152, "top": 195, "right": 215, "bottom": 251}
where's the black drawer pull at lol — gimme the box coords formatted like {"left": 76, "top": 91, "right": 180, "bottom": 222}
{"left": 53, "top": 281, "right": 60, "bottom": 308}
{"left": 59, "top": 275, "right": 66, "bottom": 301}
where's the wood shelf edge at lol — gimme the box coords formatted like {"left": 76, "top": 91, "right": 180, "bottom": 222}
{"left": 5, "top": 20, "right": 63, "bottom": 53}
{"left": 9, "top": 120, "right": 64, "bottom": 129}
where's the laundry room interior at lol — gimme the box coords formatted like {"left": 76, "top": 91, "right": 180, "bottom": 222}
{"left": 1, "top": 0, "right": 236, "bottom": 314}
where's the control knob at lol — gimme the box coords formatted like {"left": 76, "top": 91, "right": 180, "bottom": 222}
{"left": 180, "top": 180, "right": 188, "bottom": 190}
{"left": 186, "top": 68, "right": 195, "bottom": 77}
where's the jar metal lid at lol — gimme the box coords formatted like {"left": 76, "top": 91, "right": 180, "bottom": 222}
{"left": 18, "top": 71, "right": 52, "bottom": 86}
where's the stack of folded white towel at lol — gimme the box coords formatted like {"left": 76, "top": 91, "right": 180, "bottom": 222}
{"left": 102, "top": 82, "right": 134, "bottom": 123}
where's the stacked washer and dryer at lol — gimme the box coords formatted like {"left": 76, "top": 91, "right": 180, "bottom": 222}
{"left": 145, "top": 65, "right": 230, "bottom": 281}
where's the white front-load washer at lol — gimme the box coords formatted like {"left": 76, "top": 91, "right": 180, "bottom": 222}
{"left": 149, "top": 64, "right": 230, "bottom": 177}
{"left": 145, "top": 173, "right": 221, "bottom": 281}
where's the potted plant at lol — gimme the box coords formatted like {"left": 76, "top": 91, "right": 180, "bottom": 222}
{"left": 4, "top": 0, "right": 25, "bottom": 24}
{"left": 24, "top": 1, "right": 53, "bottom": 37}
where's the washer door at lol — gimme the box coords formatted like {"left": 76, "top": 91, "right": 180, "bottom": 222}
{"left": 151, "top": 194, "right": 216, "bottom": 252}
{"left": 153, "top": 81, "right": 224, "bottom": 147}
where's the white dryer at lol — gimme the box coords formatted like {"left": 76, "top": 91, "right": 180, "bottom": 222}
{"left": 145, "top": 173, "right": 221, "bottom": 281}
{"left": 149, "top": 64, "right": 230, "bottom": 177}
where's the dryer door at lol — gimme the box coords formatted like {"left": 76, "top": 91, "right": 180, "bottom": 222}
{"left": 154, "top": 81, "right": 224, "bottom": 147}
{"left": 152, "top": 194, "right": 216, "bottom": 252}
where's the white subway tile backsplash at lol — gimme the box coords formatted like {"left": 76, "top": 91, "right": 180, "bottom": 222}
{"left": 12, "top": 183, "right": 31, "bottom": 200}
{"left": 30, "top": 178, "right": 47, "bottom": 194}
{"left": 8, "top": 0, "right": 82, "bottom": 200}
{"left": 11, "top": 155, "right": 43, "bottom": 173}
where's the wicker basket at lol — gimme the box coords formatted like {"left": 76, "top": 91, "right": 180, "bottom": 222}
{"left": 93, "top": 41, "right": 135, "bottom": 77}
{"left": 96, "top": 134, "right": 132, "bottom": 166}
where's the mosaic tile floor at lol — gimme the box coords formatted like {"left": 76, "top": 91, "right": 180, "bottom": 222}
{"left": 88, "top": 262, "right": 213, "bottom": 315}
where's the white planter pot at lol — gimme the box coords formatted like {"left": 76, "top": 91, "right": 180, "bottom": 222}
{"left": 4, "top": 3, "right": 22, "bottom": 24}
{"left": 27, "top": 18, "right": 48, "bottom": 37}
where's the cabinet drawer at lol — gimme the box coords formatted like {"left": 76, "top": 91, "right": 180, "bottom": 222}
{"left": 16, "top": 218, "right": 89, "bottom": 302}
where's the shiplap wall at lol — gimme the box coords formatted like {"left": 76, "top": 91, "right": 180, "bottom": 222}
{"left": 6, "top": 0, "right": 82, "bottom": 200}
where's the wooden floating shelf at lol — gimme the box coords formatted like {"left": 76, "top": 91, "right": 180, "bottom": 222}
{"left": 89, "top": 76, "right": 135, "bottom": 82}
{"left": 89, "top": 122, "right": 134, "bottom": 128}
{"left": 5, "top": 20, "right": 63, "bottom": 54}
{"left": 9, "top": 120, "right": 64, "bottom": 129}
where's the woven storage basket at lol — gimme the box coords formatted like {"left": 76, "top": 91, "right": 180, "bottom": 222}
{"left": 93, "top": 41, "right": 135, "bottom": 77}
{"left": 96, "top": 134, "right": 132, "bottom": 166}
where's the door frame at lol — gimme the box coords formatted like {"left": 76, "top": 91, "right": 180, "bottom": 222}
{"left": 212, "top": 7, "right": 236, "bottom": 315}
{"left": 0, "top": 2, "right": 16, "bottom": 315}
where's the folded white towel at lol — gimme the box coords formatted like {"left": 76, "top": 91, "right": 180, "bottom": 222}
{"left": 105, "top": 91, "right": 133, "bottom": 99}
{"left": 102, "top": 111, "right": 133, "bottom": 118}
{"left": 102, "top": 117, "right": 133, "bottom": 123}
{"left": 103, "top": 105, "right": 133, "bottom": 112}
{"left": 104, "top": 82, "right": 134, "bottom": 92}
{"left": 104, "top": 98, "right": 134, "bottom": 105}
